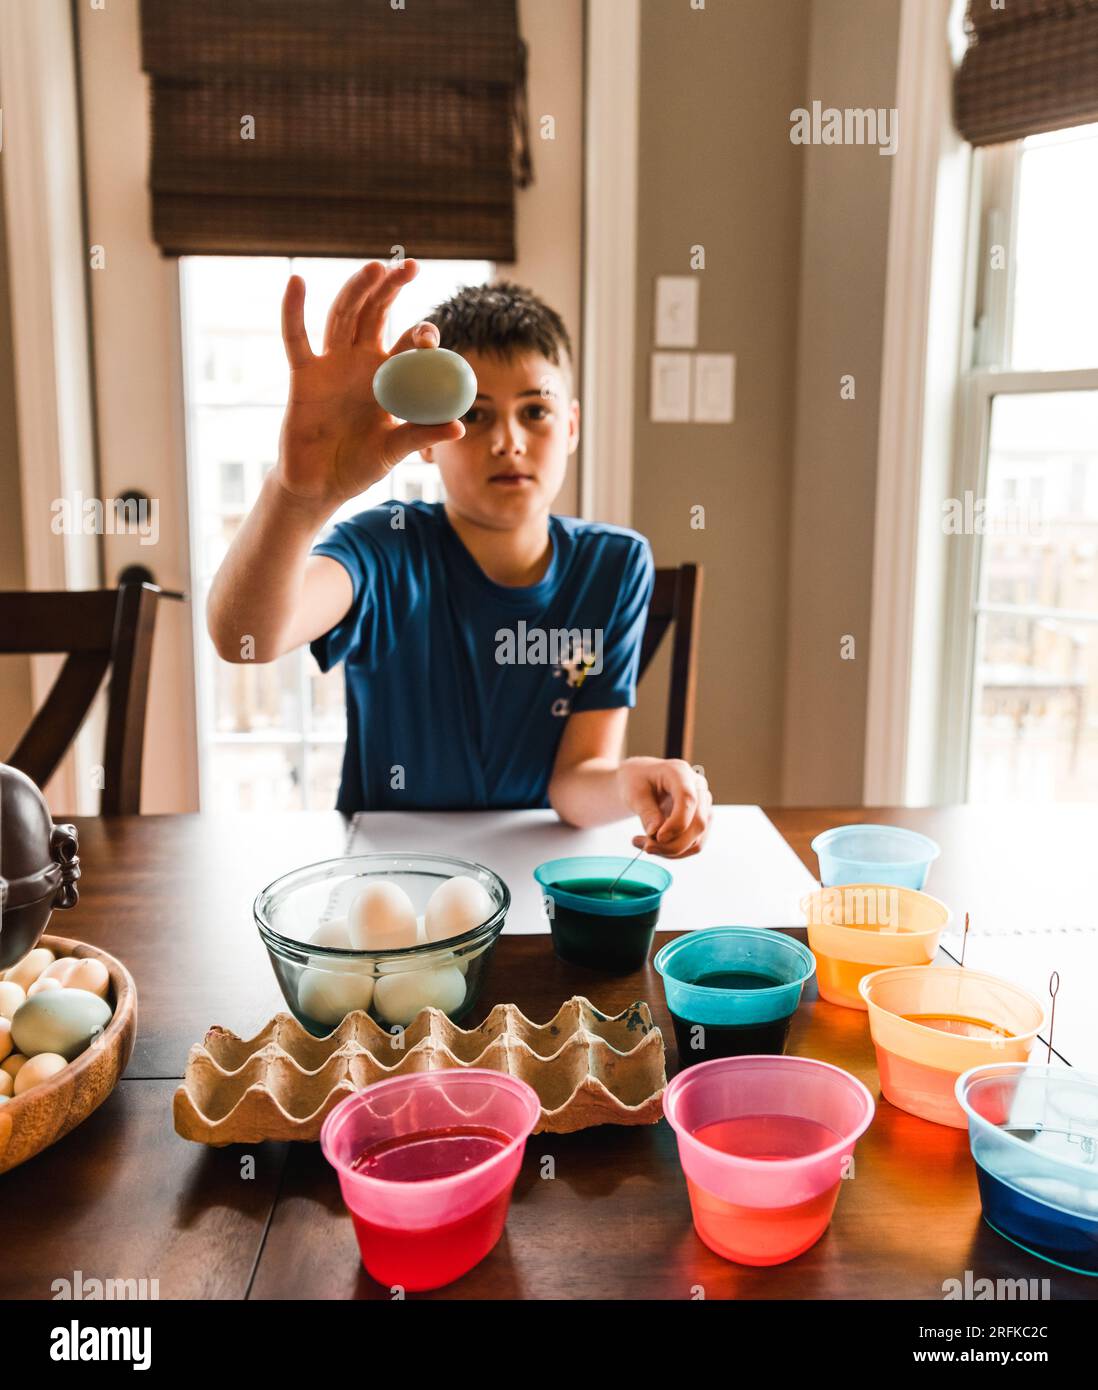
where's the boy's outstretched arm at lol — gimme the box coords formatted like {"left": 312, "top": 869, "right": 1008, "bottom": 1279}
{"left": 548, "top": 709, "right": 712, "bottom": 858}
{"left": 207, "top": 259, "right": 465, "bottom": 663}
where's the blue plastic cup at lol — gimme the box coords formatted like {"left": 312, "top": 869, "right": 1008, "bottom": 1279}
{"left": 956, "top": 1063, "right": 1098, "bottom": 1277}
{"left": 533, "top": 856, "right": 673, "bottom": 973}
{"left": 653, "top": 928, "right": 816, "bottom": 1069}
{"left": 811, "top": 824, "right": 940, "bottom": 890}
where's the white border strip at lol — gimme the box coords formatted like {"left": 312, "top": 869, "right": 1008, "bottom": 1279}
{"left": 580, "top": 0, "right": 640, "bottom": 526}
{"left": 864, "top": 0, "right": 959, "bottom": 804}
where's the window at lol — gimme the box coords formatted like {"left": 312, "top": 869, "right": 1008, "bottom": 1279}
{"left": 181, "top": 256, "right": 492, "bottom": 811}
{"left": 945, "top": 124, "right": 1098, "bottom": 801}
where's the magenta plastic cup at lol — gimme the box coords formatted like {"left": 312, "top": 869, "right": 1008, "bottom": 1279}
{"left": 320, "top": 1070, "right": 540, "bottom": 1291}
{"left": 663, "top": 1055, "right": 875, "bottom": 1265}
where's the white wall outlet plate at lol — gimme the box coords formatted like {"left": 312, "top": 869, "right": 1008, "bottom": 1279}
{"left": 655, "top": 275, "right": 699, "bottom": 348}
{"left": 692, "top": 352, "right": 735, "bottom": 423}
{"left": 650, "top": 352, "right": 692, "bottom": 422}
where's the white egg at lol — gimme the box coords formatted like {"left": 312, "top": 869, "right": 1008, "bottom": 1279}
{"left": 307, "top": 917, "right": 375, "bottom": 979}
{"left": 424, "top": 875, "right": 495, "bottom": 944}
{"left": 0, "top": 982, "right": 27, "bottom": 1020}
{"left": 0, "top": 1017, "right": 11, "bottom": 1063}
{"left": 0, "top": 1068, "right": 12, "bottom": 1097}
{"left": 5, "top": 947, "right": 56, "bottom": 991}
{"left": 296, "top": 967, "right": 374, "bottom": 1027}
{"left": 348, "top": 882, "right": 418, "bottom": 952}
{"left": 13, "top": 1052, "right": 68, "bottom": 1096}
{"left": 311, "top": 916, "right": 351, "bottom": 949}
{"left": 373, "top": 964, "right": 466, "bottom": 1027}
{"left": 374, "top": 943, "right": 451, "bottom": 977}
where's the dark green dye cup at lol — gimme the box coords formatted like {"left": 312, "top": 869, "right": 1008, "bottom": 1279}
{"left": 533, "top": 856, "right": 673, "bottom": 973}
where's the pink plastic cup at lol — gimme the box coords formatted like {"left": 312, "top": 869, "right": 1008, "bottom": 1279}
{"left": 320, "top": 1069, "right": 540, "bottom": 1291}
{"left": 663, "top": 1055, "right": 875, "bottom": 1266}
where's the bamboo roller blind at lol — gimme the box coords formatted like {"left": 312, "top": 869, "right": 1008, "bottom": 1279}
{"left": 955, "top": 0, "right": 1098, "bottom": 146}
{"left": 139, "top": 0, "right": 532, "bottom": 259}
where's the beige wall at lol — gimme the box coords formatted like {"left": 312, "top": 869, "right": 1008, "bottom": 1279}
{"left": 629, "top": 0, "right": 811, "bottom": 800}
{"left": 0, "top": 121, "right": 34, "bottom": 753}
{"left": 781, "top": 0, "right": 902, "bottom": 803}
{"left": 629, "top": 0, "right": 902, "bottom": 805}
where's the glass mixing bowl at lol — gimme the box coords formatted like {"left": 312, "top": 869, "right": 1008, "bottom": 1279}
{"left": 254, "top": 853, "right": 510, "bottom": 1037}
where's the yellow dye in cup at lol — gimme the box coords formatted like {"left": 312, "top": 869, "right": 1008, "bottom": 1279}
{"left": 901, "top": 1012, "right": 1014, "bottom": 1041}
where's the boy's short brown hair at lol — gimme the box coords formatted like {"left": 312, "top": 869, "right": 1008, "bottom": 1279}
{"left": 424, "top": 280, "right": 574, "bottom": 392}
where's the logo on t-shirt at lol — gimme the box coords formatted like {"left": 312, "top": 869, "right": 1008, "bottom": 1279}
{"left": 550, "top": 643, "right": 601, "bottom": 717}
{"left": 493, "top": 622, "right": 604, "bottom": 719}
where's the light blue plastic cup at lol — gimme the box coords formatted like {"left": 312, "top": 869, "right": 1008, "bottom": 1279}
{"left": 811, "top": 824, "right": 940, "bottom": 890}
{"left": 956, "top": 1063, "right": 1098, "bottom": 1277}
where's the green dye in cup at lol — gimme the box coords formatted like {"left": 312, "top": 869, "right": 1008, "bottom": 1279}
{"left": 547, "top": 877, "right": 661, "bottom": 972}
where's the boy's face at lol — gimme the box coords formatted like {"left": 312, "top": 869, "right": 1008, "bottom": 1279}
{"left": 419, "top": 350, "right": 579, "bottom": 530}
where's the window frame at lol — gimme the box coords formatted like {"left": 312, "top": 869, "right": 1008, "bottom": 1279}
{"left": 938, "top": 140, "right": 1098, "bottom": 801}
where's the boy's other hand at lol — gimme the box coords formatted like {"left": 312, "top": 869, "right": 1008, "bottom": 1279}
{"left": 617, "top": 757, "right": 712, "bottom": 859}
{"left": 277, "top": 258, "right": 466, "bottom": 513}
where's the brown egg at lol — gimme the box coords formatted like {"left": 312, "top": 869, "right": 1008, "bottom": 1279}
{"left": 13, "top": 1052, "right": 68, "bottom": 1096}
{"left": 0, "top": 981, "right": 27, "bottom": 1020}
{"left": 0, "top": 1017, "right": 11, "bottom": 1063}
{"left": 4, "top": 947, "right": 55, "bottom": 991}
{"left": 2, "top": 1053, "right": 28, "bottom": 1080}
{"left": 28, "top": 977, "right": 63, "bottom": 998}
{"left": 0, "top": 1068, "right": 12, "bottom": 1098}
{"left": 39, "top": 957, "right": 110, "bottom": 999}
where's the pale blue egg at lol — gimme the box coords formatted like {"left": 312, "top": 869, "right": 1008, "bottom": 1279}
{"left": 372, "top": 348, "right": 478, "bottom": 425}
{"left": 11, "top": 987, "right": 113, "bottom": 1062}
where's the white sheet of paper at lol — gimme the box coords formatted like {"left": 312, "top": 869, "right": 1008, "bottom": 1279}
{"left": 344, "top": 805, "right": 818, "bottom": 935}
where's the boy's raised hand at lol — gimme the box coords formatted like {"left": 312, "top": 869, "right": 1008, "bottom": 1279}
{"left": 618, "top": 758, "right": 713, "bottom": 859}
{"left": 277, "top": 258, "right": 466, "bottom": 511}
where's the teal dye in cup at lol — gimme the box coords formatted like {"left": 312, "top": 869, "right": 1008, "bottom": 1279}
{"left": 547, "top": 877, "right": 661, "bottom": 971}
{"left": 654, "top": 930, "right": 815, "bottom": 1070}
{"left": 669, "top": 967, "right": 792, "bottom": 1062}
{"left": 533, "top": 857, "right": 673, "bottom": 974}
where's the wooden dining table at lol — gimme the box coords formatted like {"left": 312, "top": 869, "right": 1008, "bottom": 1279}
{"left": 4, "top": 805, "right": 1095, "bottom": 1301}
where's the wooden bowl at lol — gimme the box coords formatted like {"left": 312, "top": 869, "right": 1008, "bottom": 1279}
{"left": 0, "top": 935, "right": 137, "bottom": 1174}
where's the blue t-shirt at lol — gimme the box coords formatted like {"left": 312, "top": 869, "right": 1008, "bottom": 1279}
{"left": 309, "top": 501, "right": 655, "bottom": 814}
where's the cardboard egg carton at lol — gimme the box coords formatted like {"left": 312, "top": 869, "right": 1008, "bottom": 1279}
{"left": 173, "top": 997, "right": 666, "bottom": 1143}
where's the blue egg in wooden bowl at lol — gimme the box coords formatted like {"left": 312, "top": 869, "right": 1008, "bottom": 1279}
{"left": 0, "top": 936, "right": 137, "bottom": 1174}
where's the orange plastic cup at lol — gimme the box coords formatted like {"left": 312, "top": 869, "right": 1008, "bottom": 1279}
{"left": 800, "top": 884, "right": 950, "bottom": 1010}
{"left": 859, "top": 966, "right": 1046, "bottom": 1127}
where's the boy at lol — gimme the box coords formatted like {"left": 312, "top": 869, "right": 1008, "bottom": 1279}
{"left": 207, "top": 259, "right": 710, "bottom": 859}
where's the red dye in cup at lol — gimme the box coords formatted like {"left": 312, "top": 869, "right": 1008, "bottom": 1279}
{"left": 688, "top": 1114, "right": 843, "bottom": 1265}
{"left": 348, "top": 1125, "right": 513, "bottom": 1289}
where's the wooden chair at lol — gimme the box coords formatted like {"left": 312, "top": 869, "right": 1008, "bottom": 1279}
{"left": 0, "top": 583, "right": 179, "bottom": 814}
{"left": 638, "top": 563, "right": 703, "bottom": 762}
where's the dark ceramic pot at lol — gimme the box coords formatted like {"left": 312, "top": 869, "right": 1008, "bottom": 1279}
{"left": 0, "top": 763, "right": 80, "bottom": 970}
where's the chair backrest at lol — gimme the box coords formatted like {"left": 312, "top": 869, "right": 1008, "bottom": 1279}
{"left": 638, "top": 564, "right": 703, "bottom": 762}
{"left": 0, "top": 583, "right": 173, "bottom": 814}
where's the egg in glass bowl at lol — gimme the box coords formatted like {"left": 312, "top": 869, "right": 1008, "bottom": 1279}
{"left": 254, "top": 854, "right": 509, "bottom": 1037}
